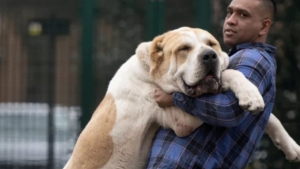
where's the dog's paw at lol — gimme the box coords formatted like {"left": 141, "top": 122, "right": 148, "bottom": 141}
{"left": 280, "top": 138, "right": 300, "bottom": 162}
{"left": 235, "top": 82, "right": 265, "bottom": 113}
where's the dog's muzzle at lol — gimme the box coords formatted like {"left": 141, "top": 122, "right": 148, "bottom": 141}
{"left": 185, "top": 49, "right": 221, "bottom": 97}
{"left": 185, "top": 76, "right": 220, "bottom": 97}
{"left": 200, "top": 49, "right": 218, "bottom": 67}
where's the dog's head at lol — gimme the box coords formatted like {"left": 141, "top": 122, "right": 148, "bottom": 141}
{"left": 137, "top": 27, "right": 229, "bottom": 97}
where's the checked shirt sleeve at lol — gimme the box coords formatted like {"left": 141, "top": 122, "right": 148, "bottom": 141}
{"left": 173, "top": 49, "right": 272, "bottom": 127}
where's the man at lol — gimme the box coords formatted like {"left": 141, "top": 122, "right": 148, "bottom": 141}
{"left": 147, "top": 0, "right": 277, "bottom": 168}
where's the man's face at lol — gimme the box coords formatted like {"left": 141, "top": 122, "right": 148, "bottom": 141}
{"left": 223, "top": 0, "right": 266, "bottom": 47}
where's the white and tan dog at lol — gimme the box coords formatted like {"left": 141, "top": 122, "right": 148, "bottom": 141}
{"left": 64, "top": 27, "right": 300, "bottom": 169}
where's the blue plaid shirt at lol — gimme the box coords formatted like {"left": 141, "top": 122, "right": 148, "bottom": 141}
{"left": 147, "top": 43, "right": 277, "bottom": 169}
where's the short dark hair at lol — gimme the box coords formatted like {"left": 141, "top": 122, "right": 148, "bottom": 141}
{"left": 270, "top": 0, "right": 277, "bottom": 19}
{"left": 261, "top": 0, "right": 277, "bottom": 20}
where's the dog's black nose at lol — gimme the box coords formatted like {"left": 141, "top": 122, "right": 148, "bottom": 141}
{"left": 200, "top": 50, "right": 217, "bottom": 63}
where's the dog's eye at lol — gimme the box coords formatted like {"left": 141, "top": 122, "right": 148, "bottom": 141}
{"left": 179, "top": 45, "right": 191, "bottom": 51}
{"left": 208, "top": 41, "right": 216, "bottom": 47}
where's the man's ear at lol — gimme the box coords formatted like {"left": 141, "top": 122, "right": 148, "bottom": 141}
{"left": 259, "top": 19, "right": 272, "bottom": 36}
{"left": 149, "top": 34, "right": 166, "bottom": 76}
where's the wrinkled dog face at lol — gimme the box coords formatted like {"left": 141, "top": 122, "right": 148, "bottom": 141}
{"left": 150, "top": 27, "right": 229, "bottom": 97}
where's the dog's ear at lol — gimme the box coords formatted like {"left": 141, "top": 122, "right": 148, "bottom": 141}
{"left": 136, "top": 42, "right": 151, "bottom": 58}
{"left": 135, "top": 42, "right": 152, "bottom": 70}
{"left": 149, "top": 34, "right": 166, "bottom": 76}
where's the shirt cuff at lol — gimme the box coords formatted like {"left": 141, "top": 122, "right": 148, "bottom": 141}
{"left": 172, "top": 92, "right": 185, "bottom": 103}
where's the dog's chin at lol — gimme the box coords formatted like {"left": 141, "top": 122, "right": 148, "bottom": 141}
{"left": 184, "top": 76, "right": 220, "bottom": 97}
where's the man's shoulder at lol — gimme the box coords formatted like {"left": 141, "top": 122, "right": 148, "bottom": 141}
{"left": 229, "top": 47, "right": 275, "bottom": 71}
{"left": 230, "top": 48, "right": 266, "bottom": 62}
{"left": 231, "top": 42, "right": 275, "bottom": 58}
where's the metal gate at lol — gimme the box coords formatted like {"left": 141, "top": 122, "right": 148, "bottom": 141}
{"left": 0, "top": 0, "right": 81, "bottom": 168}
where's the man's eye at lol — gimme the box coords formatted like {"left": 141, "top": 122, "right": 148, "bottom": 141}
{"left": 226, "top": 11, "right": 233, "bottom": 18}
{"left": 240, "top": 13, "right": 247, "bottom": 17}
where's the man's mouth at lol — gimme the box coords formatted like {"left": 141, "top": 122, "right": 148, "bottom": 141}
{"left": 184, "top": 74, "right": 220, "bottom": 97}
{"left": 224, "top": 29, "right": 237, "bottom": 36}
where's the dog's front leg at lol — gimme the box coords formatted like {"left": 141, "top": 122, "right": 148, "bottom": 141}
{"left": 222, "top": 69, "right": 300, "bottom": 161}
{"left": 266, "top": 113, "right": 300, "bottom": 162}
{"left": 221, "top": 69, "right": 265, "bottom": 113}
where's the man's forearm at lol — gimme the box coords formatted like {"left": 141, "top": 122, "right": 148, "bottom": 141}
{"left": 173, "top": 91, "right": 249, "bottom": 127}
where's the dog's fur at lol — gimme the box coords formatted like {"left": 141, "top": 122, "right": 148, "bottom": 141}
{"left": 64, "top": 27, "right": 300, "bottom": 169}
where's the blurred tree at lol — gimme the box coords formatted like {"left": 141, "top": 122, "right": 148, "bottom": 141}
{"left": 93, "top": 0, "right": 147, "bottom": 103}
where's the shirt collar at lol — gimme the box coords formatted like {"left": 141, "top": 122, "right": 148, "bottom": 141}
{"left": 228, "top": 42, "right": 276, "bottom": 56}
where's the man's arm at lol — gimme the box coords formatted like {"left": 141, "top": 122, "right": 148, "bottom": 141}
{"left": 172, "top": 50, "right": 272, "bottom": 127}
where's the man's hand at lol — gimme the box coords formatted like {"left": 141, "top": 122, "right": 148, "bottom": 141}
{"left": 155, "top": 88, "right": 174, "bottom": 108}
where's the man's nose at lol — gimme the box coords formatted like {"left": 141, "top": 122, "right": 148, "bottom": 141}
{"left": 226, "top": 14, "right": 237, "bottom": 25}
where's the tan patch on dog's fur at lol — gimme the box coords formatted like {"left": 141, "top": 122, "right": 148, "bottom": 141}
{"left": 191, "top": 29, "right": 223, "bottom": 55}
{"left": 149, "top": 32, "right": 177, "bottom": 77}
{"left": 64, "top": 93, "right": 116, "bottom": 169}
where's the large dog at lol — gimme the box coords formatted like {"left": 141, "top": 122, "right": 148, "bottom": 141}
{"left": 64, "top": 27, "right": 300, "bottom": 169}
